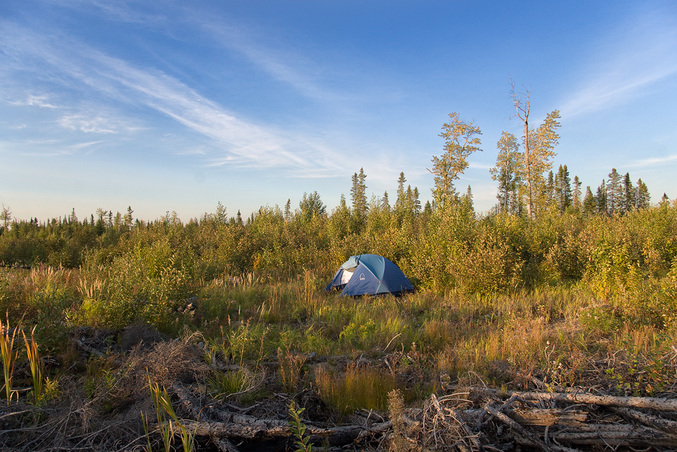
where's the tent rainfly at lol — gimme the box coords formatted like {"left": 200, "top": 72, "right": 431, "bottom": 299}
{"left": 325, "top": 254, "right": 414, "bottom": 296}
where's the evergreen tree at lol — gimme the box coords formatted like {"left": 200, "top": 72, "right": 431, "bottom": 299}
{"left": 573, "top": 176, "right": 582, "bottom": 212}
{"left": 382, "top": 191, "right": 391, "bottom": 212}
{"left": 490, "top": 131, "right": 522, "bottom": 214}
{"left": 621, "top": 173, "right": 635, "bottom": 214}
{"left": 546, "top": 170, "right": 555, "bottom": 210}
{"left": 124, "top": 206, "right": 134, "bottom": 227}
{"left": 299, "top": 191, "right": 326, "bottom": 222}
{"left": 350, "top": 168, "right": 368, "bottom": 221}
{"left": 596, "top": 180, "right": 607, "bottom": 215}
{"left": 606, "top": 168, "right": 622, "bottom": 215}
{"left": 554, "top": 165, "right": 572, "bottom": 212}
{"left": 583, "top": 186, "right": 596, "bottom": 215}
{"left": 284, "top": 199, "right": 292, "bottom": 222}
{"left": 396, "top": 172, "right": 407, "bottom": 212}
{"left": 636, "top": 179, "right": 651, "bottom": 209}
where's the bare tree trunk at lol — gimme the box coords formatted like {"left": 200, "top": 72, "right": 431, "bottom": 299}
{"left": 511, "top": 79, "right": 532, "bottom": 218}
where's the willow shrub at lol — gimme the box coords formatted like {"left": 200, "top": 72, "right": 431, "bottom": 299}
{"left": 78, "top": 235, "right": 195, "bottom": 332}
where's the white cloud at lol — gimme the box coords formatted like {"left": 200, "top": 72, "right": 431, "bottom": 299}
{"left": 12, "top": 95, "right": 59, "bottom": 109}
{"left": 629, "top": 154, "right": 677, "bottom": 168}
{"left": 0, "top": 21, "right": 346, "bottom": 174}
{"left": 561, "top": 8, "right": 677, "bottom": 118}
{"left": 59, "top": 115, "right": 117, "bottom": 134}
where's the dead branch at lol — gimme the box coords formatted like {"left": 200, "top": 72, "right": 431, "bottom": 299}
{"left": 612, "top": 406, "right": 677, "bottom": 435}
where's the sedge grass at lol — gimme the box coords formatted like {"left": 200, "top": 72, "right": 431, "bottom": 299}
{"left": 314, "top": 361, "right": 397, "bottom": 415}
{"left": 0, "top": 315, "right": 20, "bottom": 405}
{"left": 22, "top": 325, "right": 43, "bottom": 404}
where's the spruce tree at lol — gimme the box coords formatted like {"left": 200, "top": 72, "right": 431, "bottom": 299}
{"left": 622, "top": 173, "right": 635, "bottom": 214}
{"left": 606, "top": 168, "right": 622, "bottom": 215}
{"left": 350, "top": 168, "right": 368, "bottom": 227}
{"left": 636, "top": 179, "right": 651, "bottom": 209}
{"left": 583, "top": 186, "right": 596, "bottom": 215}
{"left": 596, "top": 180, "right": 607, "bottom": 215}
{"left": 573, "top": 175, "right": 582, "bottom": 212}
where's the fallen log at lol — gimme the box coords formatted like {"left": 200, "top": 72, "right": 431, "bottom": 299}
{"left": 551, "top": 424, "right": 677, "bottom": 447}
{"left": 485, "top": 404, "right": 569, "bottom": 452}
{"left": 180, "top": 418, "right": 391, "bottom": 447}
{"left": 509, "top": 408, "right": 587, "bottom": 427}
{"left": 506, "top": 390, "right": 677, "bottom": 411}
{"left": 612, "top": 406, "right": 677, "bottom": 435}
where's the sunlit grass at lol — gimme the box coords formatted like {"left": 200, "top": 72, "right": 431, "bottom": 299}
{"left": 314, "top": 361, "right": 397, "bottom": 415}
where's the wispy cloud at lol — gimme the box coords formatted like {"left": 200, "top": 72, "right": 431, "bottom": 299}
{"left": 199, "top": 21, "right": 336, "bottom": 103}
{"left": 629, "top": 154, "right": 677, "bottom": 168}
{"left": 0, "top": 21, "right": 344, "bottom": 173}
{"left": 10, "top": 95, "right": 58, "bottom": 109}
{"left": 59, "top": 115, "right": 116, "bottom": 134}
{"left": 71, "top": 140, "right": 104, "bottom": 150}
{"left": 561, "top": 8, "right": 677, "bottom": 118}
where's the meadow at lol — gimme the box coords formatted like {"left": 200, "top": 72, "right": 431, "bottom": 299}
{"left": 0, "top": 200, "right": 676, "bottom": 450}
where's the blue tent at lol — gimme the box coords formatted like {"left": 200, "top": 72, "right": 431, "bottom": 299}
{"left": 325, "top": 254, "right": 414, "bottom": 296}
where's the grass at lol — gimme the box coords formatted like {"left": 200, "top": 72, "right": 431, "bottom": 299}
{"left": 0, "top": 263, "right": 676, "bottom": 450}
{"left": 0, "top": 315, "right": 20, "bottom": 405}
{"left": 314, "top": 361, "right": 398, "bottom": 415}
{"left": 22, "top": 326, "right": 43, "bottom": 404}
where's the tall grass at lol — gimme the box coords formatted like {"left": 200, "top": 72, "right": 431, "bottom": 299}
{"left": 22, "top": 326, "right": 43, "bottom": 404}
{"left": 314, "top": 361, "right": 397, "bottom": 415}
{"left": 0, "top": 315, "right": 20, "bottom": 404}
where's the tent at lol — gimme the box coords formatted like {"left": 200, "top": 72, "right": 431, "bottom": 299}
{"left": 325, "top": 254, "right": 414, "bottom": 296}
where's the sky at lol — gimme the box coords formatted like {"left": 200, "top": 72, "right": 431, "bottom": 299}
{"left": 2, "top": 1, "right": 677, "bottom": 222}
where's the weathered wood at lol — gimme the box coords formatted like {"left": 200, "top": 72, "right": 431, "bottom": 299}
{"left": 180, "top": 418, "right": 390, "bottom": 447}
{"left": 485, "top": 404, "right": 558, "bottom": 452}
{"left": 509, "top": 408, "right": 587, "bottom": 427}
{"left": 213, "top": 437, "right": 240, "bottom": 452}
{"left": 508, "top": 390, "right": 677, "bottom": 411}
{"left": 182, "top": 418, "right": 290, "bottom": 440}
{"left": 552, "top": 424, "right": 677, "bottom": 447}
{"left": 612, "top": 407, "right": 677, "bottom": 435}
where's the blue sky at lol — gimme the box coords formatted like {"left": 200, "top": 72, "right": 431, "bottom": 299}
{"left": 2, "top": 1, "right": 677, "bottom": 221}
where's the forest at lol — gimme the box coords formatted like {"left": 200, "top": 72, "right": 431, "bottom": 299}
{"left": 1, "top": 107, "right": 676, "bottom": 450}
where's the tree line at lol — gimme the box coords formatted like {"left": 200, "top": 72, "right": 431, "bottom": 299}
{"left": 1, "top": 87, "right": 674, "bottom": 303}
